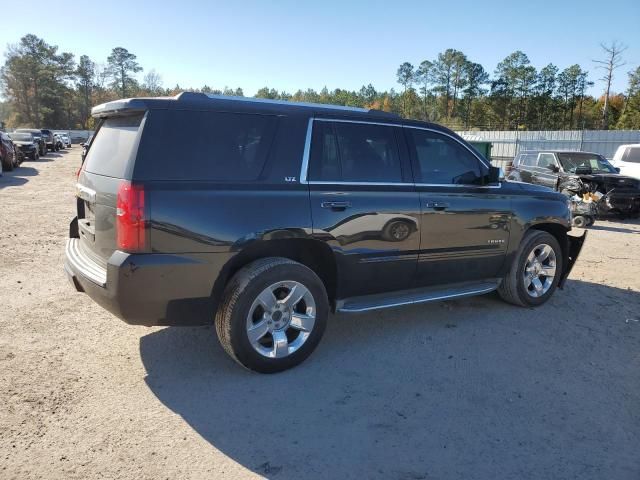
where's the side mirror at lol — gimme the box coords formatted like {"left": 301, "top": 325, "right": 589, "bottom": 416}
{"left": 615, "top": 167, "right": 621, "bottom": 173}
{"left": 488, "top": 166, "right": 503, "bottom": 184}
{"left": 547, "top": 164, "right": 559, "bottom": 173}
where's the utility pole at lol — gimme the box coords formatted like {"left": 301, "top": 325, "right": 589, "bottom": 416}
{"left": 593, "top": 42, "right": 627, "bottom": 129}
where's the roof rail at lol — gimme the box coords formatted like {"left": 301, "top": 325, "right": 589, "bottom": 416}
{"left": 179, "top": 92, "right": 399, "bottom": 116}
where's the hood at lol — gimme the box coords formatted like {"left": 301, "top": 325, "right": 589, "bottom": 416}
{"left": 577, "top": 173, "right": 640, "bottom": 189}
{"left": 13, "top": 141, "right": 35, "bottom": 146}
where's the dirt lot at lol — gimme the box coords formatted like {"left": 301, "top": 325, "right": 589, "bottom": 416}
{"left": 1, "top": 147, "right": 639, "bottom": 480}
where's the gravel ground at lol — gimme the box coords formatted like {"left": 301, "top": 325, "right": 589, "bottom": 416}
{"left": 1, "top": 147, "right": 639, "bottom": 480}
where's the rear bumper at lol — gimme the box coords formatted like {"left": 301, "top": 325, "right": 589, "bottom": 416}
{"left": 559, "top": 230, "right": 587, "bottom": 288}
{"left": 64, "top": 238, "right": 229, "bottom": 326}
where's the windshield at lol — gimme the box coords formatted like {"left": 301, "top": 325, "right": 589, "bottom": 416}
{"left": 557, "top": 152, "right": 616, "bottom": 174}
{"left": 9, "top": 133, "right": 32, "bottom": 141}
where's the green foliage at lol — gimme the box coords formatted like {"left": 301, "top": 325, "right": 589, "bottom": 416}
{"left": 1, "top": 34, "right": 638, "bottom": 131}
{"left": 617, "top": 67, "right": 640, "bottom": 129}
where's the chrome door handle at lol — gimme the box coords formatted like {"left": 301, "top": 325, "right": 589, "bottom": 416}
{"left": 321, "top": 201, "right": 351, "bottom": 210}
{"left": 425, "top": 201, "right": 450, "bottom": 210}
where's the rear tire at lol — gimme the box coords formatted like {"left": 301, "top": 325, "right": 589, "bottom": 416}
{"left": 498, "top": 230, "right": 563, "bottom": 307}
{"left": 215, "top": 257, "right": 328, "bottom": 373}
{"left": 2, "top": 156, "right": 14, "bottom": 172}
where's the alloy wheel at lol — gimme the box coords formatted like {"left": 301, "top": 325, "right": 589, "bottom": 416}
{"left": 523, "top": 243, "right": 557, "bottom": 298}
{"left": 246, "top": 281, "right": 316, "bottom": 358}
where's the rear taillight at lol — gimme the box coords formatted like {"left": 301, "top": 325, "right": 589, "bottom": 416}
{"left": 116, "top": 181, "right": 146, "bottom": 252}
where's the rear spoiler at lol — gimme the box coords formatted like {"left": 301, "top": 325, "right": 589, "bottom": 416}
{"left": 91, "top": 94, "right": 186, "bottom": 118}
{"left": 91, "top": 99, "right": 149, "bottom": 118}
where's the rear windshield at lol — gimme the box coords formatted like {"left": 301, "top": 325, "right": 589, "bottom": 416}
{"left": 9, "top": 133, "right": 32, "bottom": 141}
{"left": 623, "top": 147, "right": 640, "bottom": 163}
{"left": 136, "top": 110, "right": 278, "bottom": 181}
{"left": 84, "top": 114, "right": 144, "bottom": 178}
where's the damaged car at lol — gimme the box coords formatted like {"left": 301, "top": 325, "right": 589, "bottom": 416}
{"left": 509, "top": 150, "right": 640, "bottom": 218}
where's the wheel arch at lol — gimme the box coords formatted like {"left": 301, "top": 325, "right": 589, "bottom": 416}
{"left": 212, "top": 238, "right": 338, "bottom": 309}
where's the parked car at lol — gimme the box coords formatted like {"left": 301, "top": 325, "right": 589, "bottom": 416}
{"left": 0, "top": 132, "right": 19, "bottom": 171}
{"left": 611, "top": 144, "right": 640, "bottom": 180}
{"left": 39, "top": 129, "right": 58, "bottom": 152}
{"left": 7, "top": 132, "right": 38, "bottom": 161}
{"left": 54, "top": 134, "right": 64, "bottom": 150}
{"left": 65, "top": 93, "right": 586, "bottom": 373}
{"left": 15, "top": 129, "right": 47, "bottom": 156}
{"left": 55, "top": 132, "right": 72, "bottom": 148}
{"left": 508, "top": 150, "right": 640, "bottom": 218}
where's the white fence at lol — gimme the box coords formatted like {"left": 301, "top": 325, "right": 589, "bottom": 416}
{"left": 457, "top": 130, "right": 640, "bottom": 167}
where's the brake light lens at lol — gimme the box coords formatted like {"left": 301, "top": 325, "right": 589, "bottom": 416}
{"left": 116, "top": 181, "right": 146, "bottom": 251}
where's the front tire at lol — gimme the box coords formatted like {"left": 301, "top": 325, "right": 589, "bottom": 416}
{"left": 215, "top": 258, "right": 328, "bottom": 373}
{"left": 498, "top": 230, "right": 563, "bottom": 307}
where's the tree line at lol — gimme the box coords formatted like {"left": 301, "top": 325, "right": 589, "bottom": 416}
{"left": 1, "top": 34, "right": 639, "bottom": 131}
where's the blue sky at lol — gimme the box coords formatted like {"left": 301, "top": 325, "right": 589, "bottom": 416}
{"left": 1, "top": 0, "right": 638, "bottom": 97}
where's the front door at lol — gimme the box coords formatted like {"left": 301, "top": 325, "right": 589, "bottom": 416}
{"left": 405, "top": 127, "right": 511, "bottom": 287}
{"left": 306, "top": 119, "right": 420, "bottom": 298}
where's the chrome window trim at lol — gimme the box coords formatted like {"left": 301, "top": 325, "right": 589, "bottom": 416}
{"left": 308, "top": 181, "right": 412, "bottom": 186}
{"left": 299, "top": 118, "right": 500, "bottom": 187}
{"left": 299, "top": 117, "right": 314, "bottom": 183}
{"left": 415, "top": 183, "right": 502, "bottom": 189}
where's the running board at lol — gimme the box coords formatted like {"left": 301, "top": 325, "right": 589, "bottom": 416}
{"left": 336, "top": 280, "right": 501, "bottom": 314}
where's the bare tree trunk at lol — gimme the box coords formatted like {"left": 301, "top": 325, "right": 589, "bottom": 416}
{"left": 594, "top": 42, "right": 627, "bottom": 130}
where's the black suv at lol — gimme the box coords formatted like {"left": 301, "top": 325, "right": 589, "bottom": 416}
{"left": 508, "top": 150, "right": 640, "bottom": 217}
{"left": 65, "top": 94, "right": 586, "bottom": 373}
{"left": 15, "top": 129, "right": 47, "bottom": 156}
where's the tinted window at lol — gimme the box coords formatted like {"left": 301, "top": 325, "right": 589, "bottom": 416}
{"left": 139, "top": 110, "right": 277, "bottom": 181}
{"left": 623, "top": 147, "right": 640, "bottom": 163}
{"left": 84, "top": 114, "right": 144, "bottom": 178}
{"left": 309, "top": 121, "right": 402, "bottom": 182}
{"left": 410, "top": 130, "right": 482, "bottom": 185}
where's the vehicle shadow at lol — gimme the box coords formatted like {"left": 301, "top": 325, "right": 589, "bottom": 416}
{"left": 139, "top": 279, "right": 640, "bottom": 479}
{"left": 590, "top": 221, "right": 639, "bottom": 234}
{"left": 0, "top": 166, "right": 39, "bottom": 189}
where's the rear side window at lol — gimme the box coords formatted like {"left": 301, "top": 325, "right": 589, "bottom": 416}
{"left": 516, "top": 153, "right": 537, "bottom": 167}
{"left": 409, "top": 130, "right": 483, "bottom": 185}
{"left": 309, "top": 121, "right": 402, "bottom": 182}
{"left": 623, "top": 147, "right": 640, "bottom": 163}
{"left": 536, "top": 153, "right": 557, "bottom": 169}
{"left": 84, "top": 114, "right": 144, "bottom": 178}
{"left": 138, "top": 110, "right": 277, "bottom": 181}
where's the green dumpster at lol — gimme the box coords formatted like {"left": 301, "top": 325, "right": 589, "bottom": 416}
{"left": 469, "top": 141, "right": 492, "bottom": 162}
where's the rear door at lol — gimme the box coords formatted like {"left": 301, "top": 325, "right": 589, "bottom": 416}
{"left": 511, "top": 152, "right": 537, "bottom": 183}
{"left": 77, "top": 113, "right": 145, "bottom": 267}
{"left": 306, "top": 119, "right": 420, "bottom": 298}
{"left": 532, "top": 152, "right": 560, "bottom": 190}
{"left": 406, "top": 127, "right": 510, "bottom": 287}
